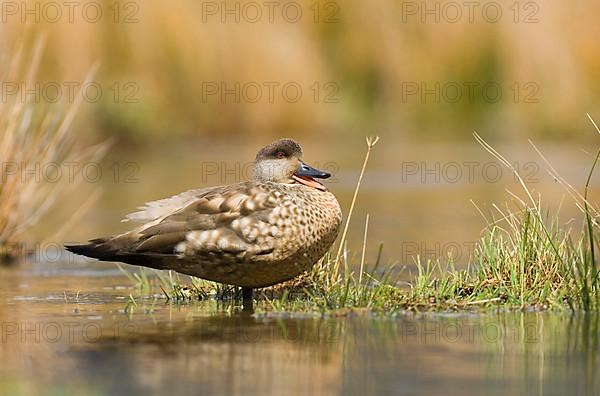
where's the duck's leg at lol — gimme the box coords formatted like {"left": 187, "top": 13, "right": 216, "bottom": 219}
{"left": 242, "top": 287, "right": 253, "bottom": 310}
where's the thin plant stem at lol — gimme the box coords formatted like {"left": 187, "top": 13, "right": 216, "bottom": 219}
{"left": 359, "top": 213, "right": 370, "bottom": 286}
{"left": 585, "top": 114, "right": 600, "bottom": 295}
{"left": 333, "top": 136, "right": 379, "bottom": 277}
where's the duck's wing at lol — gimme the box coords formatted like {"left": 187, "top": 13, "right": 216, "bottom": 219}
{"left": 122, "top": 188, "right": 205, "bottom": 224}
{"left": 66, "top": 182, "right": 288, "bottom": 267}
{"left": 132, "top": 182, "right": 280, "bottom": 258}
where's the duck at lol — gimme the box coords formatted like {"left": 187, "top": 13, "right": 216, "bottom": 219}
{"left": 65, "top": 138, "right": 342, "bottom": 305}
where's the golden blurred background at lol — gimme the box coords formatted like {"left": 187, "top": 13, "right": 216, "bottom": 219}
{"left": 1, "top": 0, "right": 599, "bottom": 141}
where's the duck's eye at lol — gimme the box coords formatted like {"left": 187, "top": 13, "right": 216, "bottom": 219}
{"left": 276, "top": 151, "right": 286, "bottom": 159}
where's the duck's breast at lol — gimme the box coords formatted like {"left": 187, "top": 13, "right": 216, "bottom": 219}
{"left": 268, "top": 186, "right": 342, "bottom": 266}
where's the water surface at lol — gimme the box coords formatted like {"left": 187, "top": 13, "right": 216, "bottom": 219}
{"left": 1, "top": 259, "right": 598, "bottom": 395}
{"left": 5, "top": 140, "right": 600, "bottom": 394}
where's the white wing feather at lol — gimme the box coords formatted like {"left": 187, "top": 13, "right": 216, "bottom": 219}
{"left": 122, "top": 189, "right": 203, "bottom": 223}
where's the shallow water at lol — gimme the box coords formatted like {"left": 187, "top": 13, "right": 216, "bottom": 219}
{"left": 5, "top": 140, "right": 600, "bottom": 394}
{"left": 1, "top": 259, "right": 599, "bottom": 395}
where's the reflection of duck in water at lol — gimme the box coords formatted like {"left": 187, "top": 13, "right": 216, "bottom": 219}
{"left": 66, "top": 139, "right": 342, "bottom": 305}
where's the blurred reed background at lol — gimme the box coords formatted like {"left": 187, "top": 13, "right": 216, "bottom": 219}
{"left": 1, "top": 0, "right": 599, "bottom": 267}
{"left": 0, "top": 0, "right": 598, "bottom": 142}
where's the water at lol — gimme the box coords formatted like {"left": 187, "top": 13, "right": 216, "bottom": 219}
{"left": 4, "top": 140, "right": 600, "bottom": 394}
{"left": 1, "top": 260, "right": 598, "bottom": 395}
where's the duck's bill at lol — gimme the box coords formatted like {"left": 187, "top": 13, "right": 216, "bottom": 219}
{"left": 292, "top": 174, "right": 327, "bottom": 191}
{"left": 293, "top": 162, "right": 330, "bottom": 191}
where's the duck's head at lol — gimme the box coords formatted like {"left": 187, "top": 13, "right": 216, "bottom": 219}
{"left": 252, "top": 138, "right": 330, "bottom": 191}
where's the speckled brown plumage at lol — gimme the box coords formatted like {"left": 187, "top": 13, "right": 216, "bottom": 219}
{"left": 66, "top": 139, "right": 342, "bottom": 288}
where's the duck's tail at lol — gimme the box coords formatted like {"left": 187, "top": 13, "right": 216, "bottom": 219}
{"left": 64, "top": 236, "right": 175, "bottom": 270}
{"left": 64, "top": 237, "right": 120, "bottom": 261}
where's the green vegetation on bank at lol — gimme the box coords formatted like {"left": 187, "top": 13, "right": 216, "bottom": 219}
{"left": 120, "top": 124, "right": 600, "bottom": 314}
